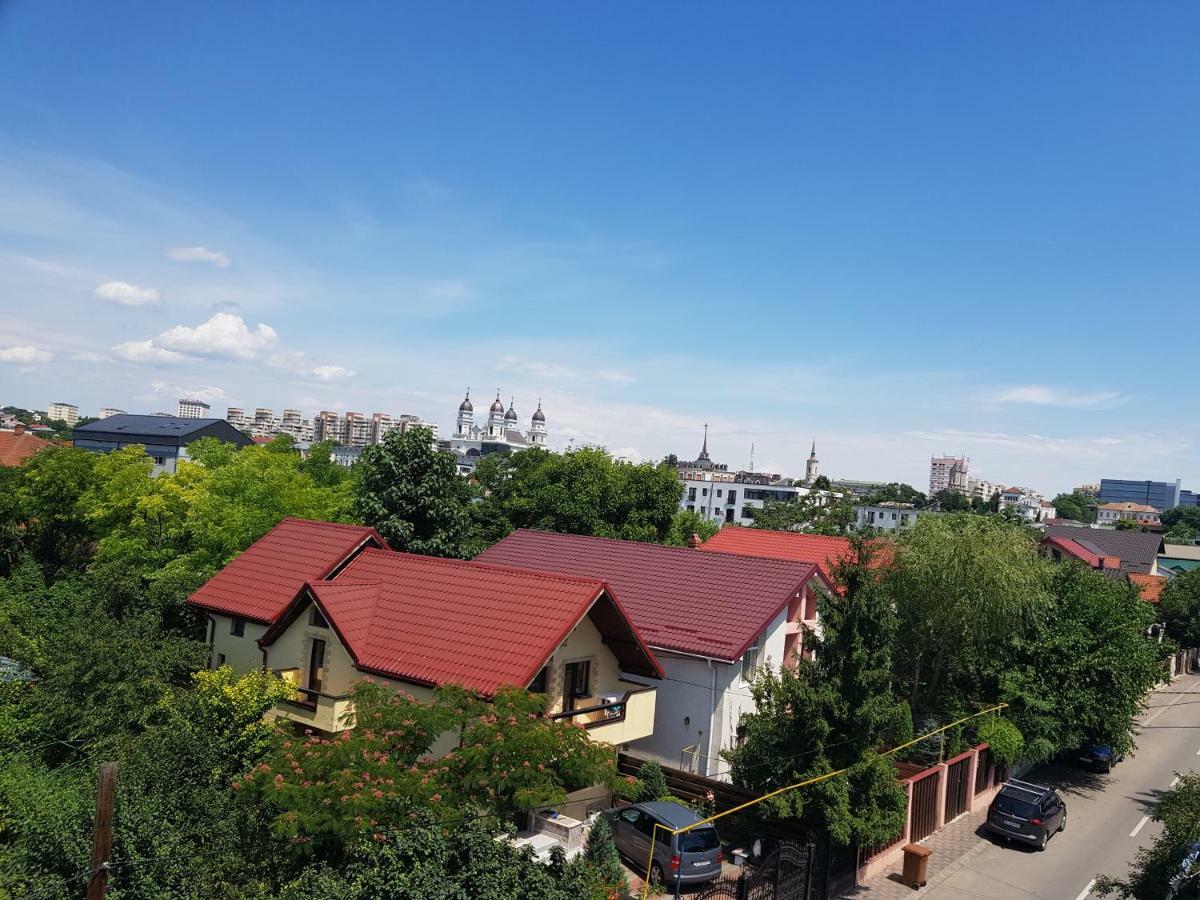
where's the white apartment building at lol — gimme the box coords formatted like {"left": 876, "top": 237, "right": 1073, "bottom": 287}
{"left": 854, "top": 502, "right": 923, "bottom": 532}
{"left": 177, "top": 398, "right": 211, "bottom": 419}
{"left": 97, "top": 407, "right": 126, "bottom": 420}
{"left": 47, "top": 402, "right": 79, "bottom": 426}
{"left": 999, "top": 486, "right": 1055, "bottom": 523}
{"left": 929, "top": 455, "right": 969, "bottom": 496}
{"left": 968, "top": 478, "right": 1003, "bottom": 502}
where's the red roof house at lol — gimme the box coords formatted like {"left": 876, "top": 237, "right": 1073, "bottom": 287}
{"left": 698, "top": 527, "right": 888, "bottom": 586}
{"left": 478, "top": 529, "right": 832, "bottom": 663}
{"left": 0, "top": 427, "right": 53, "bottom": 467}
{"left": 188, "top": 517, "right": 386, "bottom": 624}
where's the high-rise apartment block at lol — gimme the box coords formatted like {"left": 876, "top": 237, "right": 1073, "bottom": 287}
{"left": 929, "top": 455, "right": 969, "bottom": 496}
{"left": 177, "top": 398, "right": 211, "bottom": 419}
{"left": 97, "top": 407, "right": 126, "bottom": 420}
{"left": 47, "top": 402, "right": 79, "bottom": 426}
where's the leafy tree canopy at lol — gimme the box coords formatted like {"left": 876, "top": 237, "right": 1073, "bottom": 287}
{"left": 751, "top": 494, "right": 856, "bottom": 535}
{"left": 1098, "top": 773, "right": 1200, "bottom": 899}
{"left": 1161, "top": 570, "right": 1200, "bottom": 648}
{"left": 1051, "top": 491, "right": 1095, "bottom": 524}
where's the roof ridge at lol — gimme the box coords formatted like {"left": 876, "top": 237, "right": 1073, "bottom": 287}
{"left": 513, "top": 528, "right": 820, "bottom": 568}
{"left": 355, "top": 545, "right": 607, "bottom": 589}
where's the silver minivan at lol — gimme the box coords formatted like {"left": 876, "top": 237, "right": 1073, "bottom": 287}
{"left": 606, "top": 801, "right": 723, "bottom": 886}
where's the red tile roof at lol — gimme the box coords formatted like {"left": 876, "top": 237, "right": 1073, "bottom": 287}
{"left": 1129, "top": 573, "right": 1166, "bottom": 603}
{"left": 188, "top": 517, "right": 385, "bottom": 623}
{"left": 698, "top": 527, "right": 873, "bottom": 584}
{"left": 477, "top": 530, "right": 828, "bottom": 662}
{"left": 1043, "top": 535, "right": 1103, "bottom": 569}
{"left": 0, "top": 430, "right": 53, "bottom": 466}
{"left": 263, "top": 549, "right": 661, "bottom": 695}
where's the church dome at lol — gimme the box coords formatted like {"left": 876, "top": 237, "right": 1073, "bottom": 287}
{"left": 489, "top": 393, "right": 504, "bottom": 414}
{"left": 504, "top": 400, "right": 518, "bottom": 422}
{"left": 532, "top": 402, "right": 545, "bottom": 423}
{"left": 459, "top": 390, "right": 473, "bottom": 413}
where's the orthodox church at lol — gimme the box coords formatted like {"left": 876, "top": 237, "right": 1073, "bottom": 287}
{"left": 449, "top": 389, "right": 546, "bottom": 468}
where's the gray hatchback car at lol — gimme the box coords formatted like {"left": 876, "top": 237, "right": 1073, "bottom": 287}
{"left": 985, "top": 780, "right": 1067, "bottom": 851}
{"left": 605, "top": 801, "right": 723, "bottom": 886}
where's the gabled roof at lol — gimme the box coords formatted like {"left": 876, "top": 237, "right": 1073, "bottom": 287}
{"left": 1042, "top": 524, "right": 1164, "bottom": 575}
{"left": 1129, "top": 573, "right": 1166, "bottom": 603}
{"left": 188, "top": 518, "right": 385, "bottom": 623}
{"left": 261, "top": 549, "right": 662, "bottom": 695}
{"left": 1097, "top": 502, "right": 1159, "bottom": 513}
{"left": 1043, "top": 535, "right": 1102, "bottom": 569}
{"left": 698, "top": 527, "right": 865, "bottom": 585}
{"left": 477, "top": 530, "right": 829, "bottom": 662}
{"left": 0, "top": 430, "right": 53, "bottom": 466}
{"left": 1162, "top": 544, "right": 1200, "bottom": 562}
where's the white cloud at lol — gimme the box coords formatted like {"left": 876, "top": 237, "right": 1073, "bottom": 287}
{"left": 112, "top": 340, "right": 187, "bottom": 364}
{"left": 494, "top": 356, "right": 576, "bottom": 379}
{"left": 986, "top": 384, "right": 1124, "bottom": 409}
{"left": 95, "top": 280, "right": 160, "bottom": 306}
{"left": 155, "top": 313, "right": 278, "bottom": 360}
{"left": 73, "top": 351, "right": 106, "bottom": 363}
{"left": 597, "top": 369, "right": 636, "bottom": 386}
{"left": 149, "top": 381, "right": 230, "bottom": 405}
{"left": 0, "top": 345, "right": 52, "bottom": 364}
{"left": 166, "top": 245, "right": 230, "bottom": 268}
{"left": 311, "top": 365, "right": 355, "bottom": 380}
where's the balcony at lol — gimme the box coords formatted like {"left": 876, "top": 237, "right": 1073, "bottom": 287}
{"left": 271, "top": 668, "right": 354, "bottom": 734}
{"left": 549, "top": 681, "right": 656, "bottom": 746}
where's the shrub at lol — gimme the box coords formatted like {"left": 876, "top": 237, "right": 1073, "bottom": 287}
{"left": 976, "top": 716, "right": 1024, "bottom": 765}
{"left": 637, "top": 760, "right": 670, "bottom": 801}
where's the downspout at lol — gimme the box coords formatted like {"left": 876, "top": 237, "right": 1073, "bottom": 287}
{"left": 205, "top": 614, "right": 216, "bottom": 667}
{"left": 708, "top": 660, "right": 719, "bottom": 778}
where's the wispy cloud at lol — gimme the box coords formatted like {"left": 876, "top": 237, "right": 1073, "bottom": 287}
{"left": 95, "top": 280, "right": 160, "bottom": 306}
{"left": 0, "top": 345, "right": 52, "bottom": 364}
{"left": 597, "top": 369, "right": 635, "bottom": 386}
{"left": 112, "top": 340, "right": 187, "bottom": 364}
{"left": 495, "top": 356, "right": 576, "bottom": 379}
{"left": 149, "top": 380, "right": 230, "bottom": 404}
{"left": 986, "top": 384, "right": 1125, "bottom": 409}
{"left": 167, "top": 245, "right": 230, "bottom": 268}
{"left": 311, "top": 364, "right": 355, "bottom": 380}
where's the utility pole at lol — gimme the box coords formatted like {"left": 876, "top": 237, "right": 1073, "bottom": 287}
{"left": 86, "top": 761, "right": 118, "bottom": 900}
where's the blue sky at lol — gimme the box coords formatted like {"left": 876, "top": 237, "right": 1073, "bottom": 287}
{"left": 2, "top": 2, "right": 1198, "bottom": 494}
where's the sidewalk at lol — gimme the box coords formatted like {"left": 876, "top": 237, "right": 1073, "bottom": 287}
{"left": 841, "top": 808, "right": 991, "bottom": 898}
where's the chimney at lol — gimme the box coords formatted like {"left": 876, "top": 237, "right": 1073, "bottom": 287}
{"left": 686, "top": 532, "right": 702, "bottom": 549}
{"left": 12, "top": 424, "right": 26, "bottom": 435}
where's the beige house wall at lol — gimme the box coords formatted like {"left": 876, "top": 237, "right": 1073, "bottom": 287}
{"left": 208, "top": 613, "right": 269, "bottom": 672}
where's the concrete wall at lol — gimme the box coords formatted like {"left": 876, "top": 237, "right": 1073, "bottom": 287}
{"left": 209, "top": 613, "right": 269, "bottom": 672}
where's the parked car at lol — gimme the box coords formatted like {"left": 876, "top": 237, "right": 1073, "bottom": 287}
{"left": 985, "top": 780, "right": 1067, "bottom": 851}
{"left": 604, "top": 801, "right": 723, "bottom": 886}
{"left": 1077, "top": 744, "right": 1123, "bottom": 774}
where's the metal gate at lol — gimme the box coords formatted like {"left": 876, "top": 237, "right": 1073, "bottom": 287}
{"left": 944, "top": 756, "right": 970, "bottom": 822}
{"left": 909, "top": 770, "right": 941, "bottom": 843}
{"left": 693, "top": 842, "right": 816, "bottom": 900}
{"left": 974, "top": 749, "right": 993, "bottom": 795}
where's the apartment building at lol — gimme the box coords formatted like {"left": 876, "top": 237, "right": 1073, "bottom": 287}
{"left": 1096, "top": 502, "right": 1162, "bottom": 527}
{"left": 46, "top": 402, "right": 79, "bottom": 426}
{"left": 929, "top": 456, "right": 969, "bottom": 496}
{"left": 177, "top": 398, "right": 211, "bottom": 419}
{"left": 97, "top": 407, "right": 126, "bottom": 420}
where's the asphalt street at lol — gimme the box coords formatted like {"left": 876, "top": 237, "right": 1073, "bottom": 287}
{"left": 919, "top": 671, "right": 1200, "bottom": 899}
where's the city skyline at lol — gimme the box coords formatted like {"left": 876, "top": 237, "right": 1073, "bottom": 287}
{"left": 3, "top": 4, "right": 1199, "bottom": 493}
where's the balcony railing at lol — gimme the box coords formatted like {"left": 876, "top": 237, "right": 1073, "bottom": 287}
{"left": 271, "top": 668, "right": 354, "bottom": 733}
{"left": 549, "top": 681, "right": 656, "bottom": 745}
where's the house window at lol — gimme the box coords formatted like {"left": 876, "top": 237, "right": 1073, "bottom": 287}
{"left": 688, "top": 488, "right": 696, "bottom": 501}
{"left": 687, "top": 504, "right": 695, "bottom": 512}
{"left": 563, "top": 660, "right": 591, "bottom": 712}
{"left": 309, "top": 606, "right": 328, "bottom": 628}
{"left": 528, "top": 665, "right": 549, "bottom": 694}
{"left": 702, "top": 488, "right": 708, "bottom": 497}
{"left": 728, "top": 490, "right": 737, "bottom": 505}
{"left": 230, "top": 618, "right": 246, "bottom": 638}
{"left": 717, "top": 489, "right": 723, "bottom": 498}
{"left": 307, "top": 639, "right": 327, "bottom": 695}
{"left": 741, "top": 637, "right": 761, "bottom": 681}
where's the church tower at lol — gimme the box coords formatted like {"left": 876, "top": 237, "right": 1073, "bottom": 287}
{"left": 529, "top": 400, "right": 547, "bottom": 446}
{"left": 455, "top": 389, "right": 474, "bottom": 438}
{"left": 487, "top": 390, "right": 506, "bottom": 438}
{"left": 805, "top": 438, "right": 819, "bottom": 484}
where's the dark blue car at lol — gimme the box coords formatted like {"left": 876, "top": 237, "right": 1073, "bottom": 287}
{"left": 1078, "top": 744, "right": 1122, "bottom": 773}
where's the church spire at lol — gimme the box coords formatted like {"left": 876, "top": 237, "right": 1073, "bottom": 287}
{"left": 698, "top": 424, "right": 710, "bottom": 461}
{"left": 810, "top": 437, "right": 817, "bottom": 459}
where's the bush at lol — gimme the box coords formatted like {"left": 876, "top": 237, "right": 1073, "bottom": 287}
{"left": 976, "top": 716, "right": 1024, "bottom": 765}
{"left": 583, "top": 813, "right": 627, "bottom": 898}
{"left": 637, "top": 760, "right": 670, "bottom": 801}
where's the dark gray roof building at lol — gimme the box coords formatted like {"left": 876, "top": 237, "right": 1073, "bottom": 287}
{"left": 73, "top": 414, "right": 251, "bottom": 474}
{"left": 1042, "top": 524, "right": 1165, "bottom": 575}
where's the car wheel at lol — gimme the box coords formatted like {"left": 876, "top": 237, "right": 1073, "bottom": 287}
{"left": 1038, "top": 832, "right": 1048, "bottom": 851}
{"left": 650, "top": 861, "right": 666, "bottom": 887}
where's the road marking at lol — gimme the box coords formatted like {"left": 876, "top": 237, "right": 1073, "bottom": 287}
{"left": 1142, "top": 678, "right": 1200, "bottom": 726}
{"left": 1171, "top": 775, "right": 1181, "bottom": 788}
{"left": 1130, "top": 815, "right": 1150, "bottom": 838}
{"left": 1073, "top": 878, "right": 1096, "bottom": 900}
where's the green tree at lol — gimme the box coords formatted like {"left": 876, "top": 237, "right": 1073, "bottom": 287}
{"left": 1161, "top": 570, "right": 1200, "bottom": 648}
{"left": 17, "top": 446, "right": 99, "bottom": 574}
{"left": 1165, "top": 524, "right": 1198, "bottom": 546}
{"left": 725, "top": 539, "right": 909, "bottom": 847}
{"left": 864, "top": 483, "right": 927, "bottom": 507}
{"left": 1163, "top": 506, "right": 1200, "bottom": 532}
{"left": 1115, "top": 518, "right": 1142, "bottom": 531}
{"left": 664, "top": 509, "right": 719, "bottom": 547}
{"left": 887, "top": 514, "right": 1051, "bottom": 711}
{"left": 811, "top": 475, "right": 832, "bottom": 490}
{"left": 354, "top": 427, "right": 473, "bottom": 557}
{"left": 932, "top": 489, "right": 969, "bottom": 512}
{"left": 300, "top": 440, "right": 350, "bottom": 488}
{"left": 1097, "top": 773, "right": 1200, "bottom": 899}
{"left": 583, "top": 812, "right": 628, "bottom": 898}
{"left": 1051, "top": 491, "right": 1095, "bottom": 524}
{"left": 997, "top": 564, "right": 1162, "bottom": 761}
{"left": 475, "top": 446, "right": 682, "bottom": 543}
{"left": 636, "top": 760, "right": 670, "bottom": 801}
{"left": 751, "top": 494, "right": 856, "bottom": 535}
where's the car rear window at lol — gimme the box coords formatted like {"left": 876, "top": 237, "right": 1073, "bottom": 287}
{"left": 679, "top": 828, "right": 720, "bottom": 853}
{"left": 995, "top": 796, "right": 1038, "bottom": 819}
